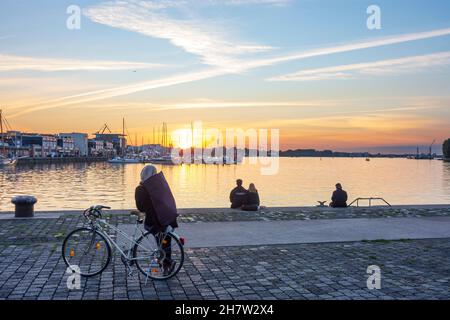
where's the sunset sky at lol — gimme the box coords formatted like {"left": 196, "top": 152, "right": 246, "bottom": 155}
{"left": 1, "top": 0, "right": 449, "bottom": 153}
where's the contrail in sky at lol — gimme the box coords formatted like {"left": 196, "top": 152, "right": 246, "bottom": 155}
{"left": 9, "top": 27, "right": 450, "bottom": 118}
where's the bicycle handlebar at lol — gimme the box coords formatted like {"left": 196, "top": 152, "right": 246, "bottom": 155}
{"left": 92, "top": 205, "right": 111, "bottom": 210}
{"left": 83, "top": 205, "right": 111, "bottom": 220}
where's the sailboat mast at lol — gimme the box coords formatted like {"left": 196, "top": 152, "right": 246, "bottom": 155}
{"left": 191, "top": 122, "right": 194, "bottom": 149}
{"left": 164, "top": 123, "right": 167, "bottom": 149}
{"left": 164, "top": 122, "right": 167, "bottom": 153}
{"left": 122, "top": 117, "right": 126, "bottom": 155}
{"left": 160, "top": 124, "right": 163, "bottom": 148}
{"left": 0, "top": 109, "right": 4, "bottom": 155}
{"left": 166, "top": 123, "right": 168, "bottom": 149}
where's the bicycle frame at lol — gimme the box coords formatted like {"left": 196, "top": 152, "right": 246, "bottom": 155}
{"left": 87, "top": 216, "right": 181, "bottom": 263}
{"left": 91, "top": 218, "right": 147, "bottom": 261}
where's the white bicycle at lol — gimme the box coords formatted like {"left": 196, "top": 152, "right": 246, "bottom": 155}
{"left": 62, "top": 205, "right": 185, "bottom": 281}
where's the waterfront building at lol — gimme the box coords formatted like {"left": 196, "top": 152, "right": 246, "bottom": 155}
{"left": 29, "top": 144, "right": 43, "bottom": 158}
{"left": 59, "top": 133, "right": 88, "bottom": 156}
{"left": 41, "top": 135, "right": 58, "bottom": 157}
{"left": 94, "top": 133, "right": 127, "bottom": 155}
{"left": 5, "top": 131, "right": 22, "bottom": 148}
{"left": 102, "top": 141, "right": 115, "bottom": 157}
{"left": 57, "top": 136, "right": 75, "bottom": 157}
{"left": 0, "top": 131, "right": 30, "bottom": 157}
{"left": 18, "top": 133, "right": 57, "bottom": 157}
{"left": 21, "top": 134, "right": 44, "bottom": 157}
{"left": 88, "top": 139, "right": 116, "bottom": 157}
{"left": 88, "top": 139, "right": 104, "bottom": 157}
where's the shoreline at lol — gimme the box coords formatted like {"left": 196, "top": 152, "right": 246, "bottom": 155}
{"left": 1, "top": 204, "right": 450, "bottom": 221}
{"left": 1, "top": 203, "right": 450, "bottom": 214}
{"left": 3, "top": 155, "right": 446, "bottom": 166}
{"left": 15, "top": 156, "right": 108, "bottom": 165}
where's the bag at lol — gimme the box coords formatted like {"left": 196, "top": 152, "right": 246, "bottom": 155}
{"left": 142, "top": 172, "right": 178, "bottom": 227}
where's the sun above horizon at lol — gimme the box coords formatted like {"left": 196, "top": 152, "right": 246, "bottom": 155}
{"left": 171, "top": 129, "right": 194, "bottom": 149}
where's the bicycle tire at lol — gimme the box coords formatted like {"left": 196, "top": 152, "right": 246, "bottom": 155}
{"left": 133, "top": 231, "right": 184, "bottom": 280}
{"left": 62, "top": 227, "right": 112, "bottom": 277}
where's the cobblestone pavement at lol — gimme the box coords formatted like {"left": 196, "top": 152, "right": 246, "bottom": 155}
{"left": 176, "top": 206, "right": 450, "bottom": 223}
{"left": 0, "top": 214, "right": 449, "bottom": 300}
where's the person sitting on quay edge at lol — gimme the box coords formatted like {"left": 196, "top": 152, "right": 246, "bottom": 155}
{"left": 230, "top": 179, "right": 247, "bottom": 209}
{"left": 241, "top": 183, "right": 260, "bottom": 211}
{"left": 330, "top": 183, "right": 348, "bottom": 208}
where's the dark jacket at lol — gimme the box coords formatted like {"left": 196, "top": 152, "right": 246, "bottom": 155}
{"left": 331, "top": 189, "right": 348, "bottom": 208}
{"left": 230, "top": 186, "right": 247, "bottom": 209}
{"left": 241, "top": 191, "right": 260, "bottom": 211}
{"left": 244, "top": 191, "right": 260, "bottom": 206}
{"left": 135, "top": 184, "right": 178, "bottom": 233}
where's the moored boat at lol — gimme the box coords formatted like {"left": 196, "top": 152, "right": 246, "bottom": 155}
{"left": 108, "top": 156, "right": 141, "bottom": 164}
{"left": 0, "top": 156, "right": 17, "bottom": 166}
{"left": 0, "top": 110, "right": 17, "bottom": 167}
{"left": 148, "top": 155, "right": 178, "bottom": 165}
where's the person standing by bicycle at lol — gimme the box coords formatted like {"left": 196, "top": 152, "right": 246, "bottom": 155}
{"left": 135, "top": 165, "right": 179, "bottom": 275}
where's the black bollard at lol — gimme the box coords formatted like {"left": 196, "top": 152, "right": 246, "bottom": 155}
{"left": 11, "top": 196, "right": 37, "bottom": 218}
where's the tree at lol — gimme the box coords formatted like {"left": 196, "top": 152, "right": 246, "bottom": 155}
{"left": 443, "top": 139, "right": 450, "bottom": 160}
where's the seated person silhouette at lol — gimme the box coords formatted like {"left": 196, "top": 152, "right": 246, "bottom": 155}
{"left": 229, "top": 179, "right": 247, "bottom": 209}
{"left": 242, "top": 183, "right": 260, "bottom": 211}
{"left": 330, "top": 183, "right": 348, "bottom": 208}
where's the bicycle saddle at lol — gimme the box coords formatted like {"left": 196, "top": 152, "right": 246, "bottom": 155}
{"left": 130, "top": 210, "right": 145, "bottom": 220}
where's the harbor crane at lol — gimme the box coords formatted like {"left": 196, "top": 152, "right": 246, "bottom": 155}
{"left": 96, "top": 123, "right": 112, "bottom": 134}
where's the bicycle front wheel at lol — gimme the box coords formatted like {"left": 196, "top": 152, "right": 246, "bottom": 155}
{"left": 133, "top": 232, "right": 184, "bottom": 280}
{"left": 62, "top": 227, "right": 111, "bottom": 277}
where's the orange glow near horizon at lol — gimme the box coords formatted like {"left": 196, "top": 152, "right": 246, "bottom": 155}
{"left": 6, "top": 118, "right": 448, "bottom": 152}
{"left": 2, "top": 99, "right": 448, "bottom": 153}
{"left": 170, "top": 128, "right": 220, "bottom": 149}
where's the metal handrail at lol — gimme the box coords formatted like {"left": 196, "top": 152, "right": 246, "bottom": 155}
{"left": 348, "top": 197, "right": 391, "bottom": 207}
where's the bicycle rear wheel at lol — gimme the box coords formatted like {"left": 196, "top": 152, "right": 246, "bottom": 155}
{"left": 133, "top": 232, "right": 184, "bottom": 280}
{"left": 62, "top": 227, "right": 111, "bottom": 277}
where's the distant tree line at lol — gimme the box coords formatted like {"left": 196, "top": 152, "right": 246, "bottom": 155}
{"left": 444, "top": 139, "right": 450, "bottom": 160}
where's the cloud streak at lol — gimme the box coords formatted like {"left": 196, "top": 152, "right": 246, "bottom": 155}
{"left": 240, "top": 28, "right": 450, "bottom": 70}
{"left": 0, "top": 54, "right": 165, "bottom": 72}
{"left": 268, "top": 51, "right": 450, "bottom": 81}
{"left": 8, "top": 68, "right": 226, "bottom": 118}
{"left": 9, "top": 27, "right": 450, "bottom": 118}
{"left": 84, "top": 0, "right": 274, "bottom": 71}
{"left": 54, "top": 96, "right": 447, "bottom": 113}
{"left": 150, "top": 99, "right": 337, "bottom": 111}
{"left": 84, "top": 1, "right": 449, "bottom": 72}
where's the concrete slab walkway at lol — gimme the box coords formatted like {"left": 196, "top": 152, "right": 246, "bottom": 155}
{"left": 165, "top": 216, "right": 450, "bottom": 247}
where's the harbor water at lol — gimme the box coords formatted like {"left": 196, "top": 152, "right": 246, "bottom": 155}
{"left": 1, "top": 158, "right": 449, "bottom": 211}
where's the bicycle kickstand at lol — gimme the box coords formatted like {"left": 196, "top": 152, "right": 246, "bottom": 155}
{"left": 126, "top": 265, "right": 134, "bottom": 277}
{"left": 144, "top": 265, "right": 152, "bottom": 286}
